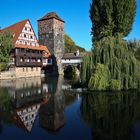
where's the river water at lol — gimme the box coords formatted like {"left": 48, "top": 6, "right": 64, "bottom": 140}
{"left": 0, "top": 76, "right": 140, "bottom": 140}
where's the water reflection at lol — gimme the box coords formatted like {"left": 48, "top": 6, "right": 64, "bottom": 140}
{"left": 39, "top": 76, "right": 65, "bottom": 131}
{"left": 0, "top": 76, "right": 66, "bottom": 133}
{"left": 1, "top": 77, "right": 140, "bottom": 139}
{"left": 80, "top": 92, "right": 140, "bottom": 140}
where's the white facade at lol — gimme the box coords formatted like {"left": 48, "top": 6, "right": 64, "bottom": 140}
{"left": 16, "top": 21, "right": 39, "bottom": 47}
{"left": 16, "top": 104, "right": 40, "bottom": 132}
{"left": 43, "top": 58, "right": 53, "bottom": 66}
{"left": 61, "top": 58, "right": 82, "bottom": 64}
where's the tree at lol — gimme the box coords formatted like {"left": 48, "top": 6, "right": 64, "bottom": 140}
{"left": 113, "top": 0, "right": 136, "bottom": 37}
{"left": 65, "top": 34, "right": 85, "bottom": 53}
{"left": 0, "top": 31, "right": 13, "bottom": 71}
{"left": 90, "top": 0, "right": 136, "bottom": 42}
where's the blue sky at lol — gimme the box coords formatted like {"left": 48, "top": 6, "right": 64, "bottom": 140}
{"left": 0, "top": 0, "right": 139, "bottom": 51}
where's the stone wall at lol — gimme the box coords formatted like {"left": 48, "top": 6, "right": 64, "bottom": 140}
{"left": 0, "top": 67, "right": 41, "bottom": 80}
{"left": 0, "top": 70, "right": 16, "bottom": 80}
{"left": 15, "top": 67, "right": 41, "bottom": 78}
{"left": 38, "top": 14, "right": 65, "bottom": 75}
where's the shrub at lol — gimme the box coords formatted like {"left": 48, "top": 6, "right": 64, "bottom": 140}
{"left": 88, "top": 64, "right": 110, "bottom": 91}
{"left": 110, "top": 79, "right": 121, "bottom": 90}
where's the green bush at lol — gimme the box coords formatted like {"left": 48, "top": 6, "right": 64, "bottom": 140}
{"left": 110, "top": 79, "right": 121, "bottom": 90}
{"left": 0, "top": 63, "right": 7, "bottom": 72}
{"left": 88, "top": 64, "right": 110, "bottom": 91}
{"left": 81, "top": 36, "right": 140, "bottom": 91}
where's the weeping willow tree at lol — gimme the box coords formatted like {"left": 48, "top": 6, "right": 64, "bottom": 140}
{"left": 81, "top": 0, "right": 139, "bottom": 90}
{"left": 81, "top": 36, "right": 140, "bottom": 90}
{"left": 81, "top": 54, "right": 94, "bottom": 85}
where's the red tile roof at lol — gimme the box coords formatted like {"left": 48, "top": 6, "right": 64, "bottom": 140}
{"left": 1, "top": 19, "right": 28, "bottom": 44}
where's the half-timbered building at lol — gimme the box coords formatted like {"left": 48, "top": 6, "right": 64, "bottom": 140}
{"left": 0, "top": 19, "right": 52, "bottom": 78}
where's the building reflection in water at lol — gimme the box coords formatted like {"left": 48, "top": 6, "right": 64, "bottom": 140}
{"left": 39, "top": 76, "right": 65, "bottom": 131}
{"left": 0, "top": 76, "right": 65, "bottom": 133}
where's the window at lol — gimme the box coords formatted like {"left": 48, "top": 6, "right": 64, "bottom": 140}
{"left": 20, "top": 58, "right": 24, "bottom": 62}
{"left": 25, "top": 27, "right": 27, "bottom": 31}
{"left": 30, "top": 29, "right": 32, "bottom": 32}
{"left": 37, "top": 59, "right": 41, "bottom": 62}
{"left": 24, "top": 34, "right": 26, "bottom": 38}
{"left": 27, "top": 58, "right": 30, "bottom": 62}
{"left": 30, "top": 36, "right": 33, "bottom": 39}
{"left": 21, "top": 48, "right": 24, "bottom": 52}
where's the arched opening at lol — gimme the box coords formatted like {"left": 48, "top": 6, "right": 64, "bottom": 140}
{"left": 64, "top": 65, "right": 80, "bottom": 79}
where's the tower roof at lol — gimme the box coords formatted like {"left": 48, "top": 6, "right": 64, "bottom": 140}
{"left": 38, "top": 12, "right": 65, "bottom": 22}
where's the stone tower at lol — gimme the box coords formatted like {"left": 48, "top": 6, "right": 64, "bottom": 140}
{"left": 38, "top": 12, "right": 65, "bottom": 75}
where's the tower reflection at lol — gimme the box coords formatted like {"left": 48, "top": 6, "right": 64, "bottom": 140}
{"left": 39, "top": 76, "right": 65, "bottom": 131}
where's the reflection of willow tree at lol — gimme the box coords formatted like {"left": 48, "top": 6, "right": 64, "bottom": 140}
{"left": 0, "top": 88, "right": 14, "bottom": 125}
{"left": 80, "top": 92, "right": 140, "bottom": 140}
{"left": 0, "top": 88, "right": 13, "bottom": 112}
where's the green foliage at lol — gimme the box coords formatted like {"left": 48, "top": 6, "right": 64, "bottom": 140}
{"left": 110, "top": 79, "right": 121, "bottom": 90}
{"left": 0, "top": 31, "right": 13, "bottom": 71}
{"left": 0, "top": 63, "right": 7, "bottom": 72}
{"left": 81, "top": 54, "right": 94, "bottom": 85}
{"left": 86, "top": 0, "right": 138, "bottom": 91}
{"left": 65, "top": 34, "right": 85, "bottom": 53}
{"left": 90, "top": 0, "right": 136, "bottom": 42}
{"left": 88, "top": 64, "right": 110, "bottom": 91}
{"left": 127, "top": 40, "right": 140, "bottom": 61}
{"left": 81, "top": 36, "right": 140, "bottom": 90}
{"left": 0, "top": 88, "right": 13, "bottom": 112}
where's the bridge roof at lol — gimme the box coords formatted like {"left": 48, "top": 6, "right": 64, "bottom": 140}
{"left": 62, "top": 52, "right": 86, "bottom": 59}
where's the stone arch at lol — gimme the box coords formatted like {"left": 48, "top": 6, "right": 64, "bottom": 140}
{"left": 63, "top": 64, "right": 80, "bottom": 78}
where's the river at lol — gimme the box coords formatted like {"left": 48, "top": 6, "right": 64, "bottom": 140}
{"left": 0, "top": 76, "right": 140, "bottom": 140}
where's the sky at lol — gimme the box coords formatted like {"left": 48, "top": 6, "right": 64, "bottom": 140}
{"left": 0, "top": 0, "right": 140, "bottom": 51}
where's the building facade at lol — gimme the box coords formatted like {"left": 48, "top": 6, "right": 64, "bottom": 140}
{"left": 0, "top": 19, "right": 52, "bottom": 79}
{"left": 38, "top": 12, "right": 65, "bottom": 75}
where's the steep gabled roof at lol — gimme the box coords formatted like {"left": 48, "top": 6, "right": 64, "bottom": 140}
{"left": 1, "top": 19, "right": 28, "bottom": 44}
{"left": 38, "top": 12, "right": 65, "bottom": 22}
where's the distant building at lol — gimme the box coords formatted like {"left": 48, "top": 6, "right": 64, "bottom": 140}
{"left": 62, "top": 51, "right": 86, "bottom": 64}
